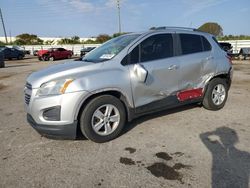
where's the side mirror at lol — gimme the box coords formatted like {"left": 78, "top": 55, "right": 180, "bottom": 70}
{"left": 133, "top": 64, "right": 148, "bottom": 83}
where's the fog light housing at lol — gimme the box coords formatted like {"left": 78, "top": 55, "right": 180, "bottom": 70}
{"left": 43, "top": 106, "right": 61, "bottom": 121}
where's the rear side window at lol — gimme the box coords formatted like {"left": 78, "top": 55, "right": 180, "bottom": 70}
{"left": 58, "top": 48, "right": 66, "bottom": 51}
{"left": 180, "top": 34, "right": 203, "bottom": 55}
{"left": 202, "top": 36, "right": 212, "bottom": 51}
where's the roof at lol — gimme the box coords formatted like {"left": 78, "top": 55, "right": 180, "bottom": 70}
{"left": 134, "top": 26, "right": 213, "bottom": 37}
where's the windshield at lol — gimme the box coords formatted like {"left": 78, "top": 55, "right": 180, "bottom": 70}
{"left": 82, "top": 34, "right": 140, "bottom": 63}
{"left": 13, "top": 46, "right": 23, "bottom": 50}
{"left": 0, "top": 46, "right": 6, "bottom": 51}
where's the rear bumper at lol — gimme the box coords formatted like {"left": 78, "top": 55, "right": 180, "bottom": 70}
{"left": 228, "top": 67, "right": 233, "bottom": 89}
{"left": 27, "top": 114, "right": 77, "bottom": 139}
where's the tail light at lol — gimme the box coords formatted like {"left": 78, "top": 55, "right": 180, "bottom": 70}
{"left": 226, "top": 55, "right": 232, "bottom": 65}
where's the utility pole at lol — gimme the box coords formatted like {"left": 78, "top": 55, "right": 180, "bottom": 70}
{"left": 0, "top": 8, "right": 8, "bottom": 44}
{"left": 9, "top": 30, "right": 12, "bottom": 43}
{"left": 116, "top": 0, "right": 121, "bottom": 33}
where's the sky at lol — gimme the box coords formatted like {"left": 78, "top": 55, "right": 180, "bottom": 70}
{"left": 0, "top": 0, "right": 250, "bottom": 37}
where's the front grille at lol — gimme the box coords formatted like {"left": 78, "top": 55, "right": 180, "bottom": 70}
{"left": 25, "top": 93, "right": 31, "bottom": 105}
{"left": 25, "top": 82, "right": 32, "bottom": 105}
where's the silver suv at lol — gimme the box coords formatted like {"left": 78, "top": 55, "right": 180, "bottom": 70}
{"left": 24, "top": 27, "right": 233, "bottom": 142}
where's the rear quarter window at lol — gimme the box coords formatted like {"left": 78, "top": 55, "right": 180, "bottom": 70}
{"left": 202, "top": 36, "right": 212, "bottom": 51}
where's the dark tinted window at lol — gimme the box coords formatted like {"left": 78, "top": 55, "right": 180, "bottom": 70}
{"left": 180, "top": 34, "right": 203, "bottom": 55}
{"left": 130, "top": 46, "right": 139, "bottom": 64}
{"left": 202, "top": 36, "right": 212, "bottom": 51}
{"left": 58, "top": 48, "right": 65, "bottom": 51}
{"left": 140, "top": 34, "right": 173, "bottom": 62}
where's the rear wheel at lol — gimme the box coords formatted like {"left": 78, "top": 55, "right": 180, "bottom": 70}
{"left": 203, "top": 78, "right": 228, "bottom": 110}
{"left": 17, "top": 55, "right": 23, "bottom": 60}
{"left": 80, "top": 95, "right": 126, "bottom": 143}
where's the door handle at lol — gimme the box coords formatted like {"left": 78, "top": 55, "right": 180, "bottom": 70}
{"left": 168, "top": 64, "right": 178, "bottom": 70}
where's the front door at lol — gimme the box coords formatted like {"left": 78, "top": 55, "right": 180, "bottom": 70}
{"left": 128, "top": 33, "right": 180, "bottom": 112}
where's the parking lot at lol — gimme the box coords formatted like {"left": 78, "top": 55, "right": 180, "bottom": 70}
{"left": 0, "top": 57, "right": 250, "bottom": 188}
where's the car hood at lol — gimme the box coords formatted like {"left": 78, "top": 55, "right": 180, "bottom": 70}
{"left": 27, "top": 61, "right": 103, "bottom": 88}
{"left": 37, "top": 50, "right": 49, "bottom": 56}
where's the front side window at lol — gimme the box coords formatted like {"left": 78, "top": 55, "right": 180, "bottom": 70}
{"left": 130, "top": 46, "right": 139, "bottom": 64}
{"left": 180, "top": 34, "right": 203, "bottom": 55}
{"left": 128, "top": 34, "right": 173, "bottom": 64}
{"left": 140, "top": 34, "right": 173, "bottom": 62}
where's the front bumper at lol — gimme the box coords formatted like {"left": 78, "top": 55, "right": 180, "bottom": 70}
{"left": 27, "top": 114, "right": 77, "bottom": 139}
{"left": 24, "top": 88, "right": 90, "bottom": 139}
{"left": 25, "top": 90, "right": 89, "bottom": 125}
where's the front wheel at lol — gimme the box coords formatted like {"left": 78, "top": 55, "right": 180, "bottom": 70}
{"left": 49, "top": 56, "right": 55, "bottom": 61}
{"left": 203, "top": 78, "right": 228, "bottom": 110}
{"left": 80, "top": 95, "right": 126, "bottom": 143}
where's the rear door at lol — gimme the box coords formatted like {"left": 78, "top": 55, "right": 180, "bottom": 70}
{"left": 177, "top": 33, "right": 212, "bottom": 90}
{"left": 127, "top": 33, "right": 180, "bottom": 111}
{"left": 3, "top": 48, "right": 11, "bottom": 59}
{"left": 58, "top": 48, "right": 67, "bottom": 59}
{"left": 53, "top": 48, "right": 61, "bottom": 59}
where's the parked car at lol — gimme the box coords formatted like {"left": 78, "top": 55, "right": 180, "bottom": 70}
{"left": 37, "top": 48, "right": 73, "bottom": 61}
{"left": 24, "top": 27, "right": 233, "bottom": 142}
{"left": 238, "top": 48, "right": 250, "bottom": 60}
{"left": 33, "top": 50, "right": 38, "bottom": 56}
{"left": 219, "top": 42, "right": 233, "bottom": 54}
{"left": 0, "top": 51, "right": 4, "bottom": 68}
{"left": 13, "top": 46, "right": 30, "bottom": 55}
{"left": 0, "top": 46, "right": 25, "bottom": 60}
{"left": 80, "top": 47, "right": 96, "bottom": 57}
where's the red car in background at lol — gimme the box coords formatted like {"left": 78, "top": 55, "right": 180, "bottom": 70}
{"left": 38, "top": 48, "right": 73, "bottom": 61}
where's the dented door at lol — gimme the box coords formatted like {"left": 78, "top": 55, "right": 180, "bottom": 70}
{"left": 128, "top": 33, "right": 180, "bottom": 109}
{"left": 130, "top": 58, "right": 180, "bottom": 108}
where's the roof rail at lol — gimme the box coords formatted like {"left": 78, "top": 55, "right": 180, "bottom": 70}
{"left": 153, "top": 26, "right": 198, "bottom": 31}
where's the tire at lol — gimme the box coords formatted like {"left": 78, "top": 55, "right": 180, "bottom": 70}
{"left": 17, "top": 55, "right": 23, "bottom": 60}
{"left": 239, "top": 54, "right": 244, "bottom": 60}
{"left": 203, "top": 78, "right": 228, "bottom": 111}
{"left": 80, "top": 95, "right": 126, "bottom": 143}
{"left": 49, "top": 56, "right": 55, "bottom": 61}
{"left": 67, "top": 54, "right": 71, "bottom": 59}
{"left": 42, "top": 55, "right": 49, "bottom": 61}
{"left": 0, "top": 62, "right": 4, "bottom": 68}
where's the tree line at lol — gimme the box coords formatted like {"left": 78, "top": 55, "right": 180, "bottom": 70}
{"left": 0, "top": 32, "right": 128, "bottom": 46}
{"left": 1, "top": 22, "right": 249, "bottom": 46}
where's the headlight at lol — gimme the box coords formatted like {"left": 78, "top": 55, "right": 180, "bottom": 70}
{"left": 36, "top": 78, "right": 74, "bottom": 96}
